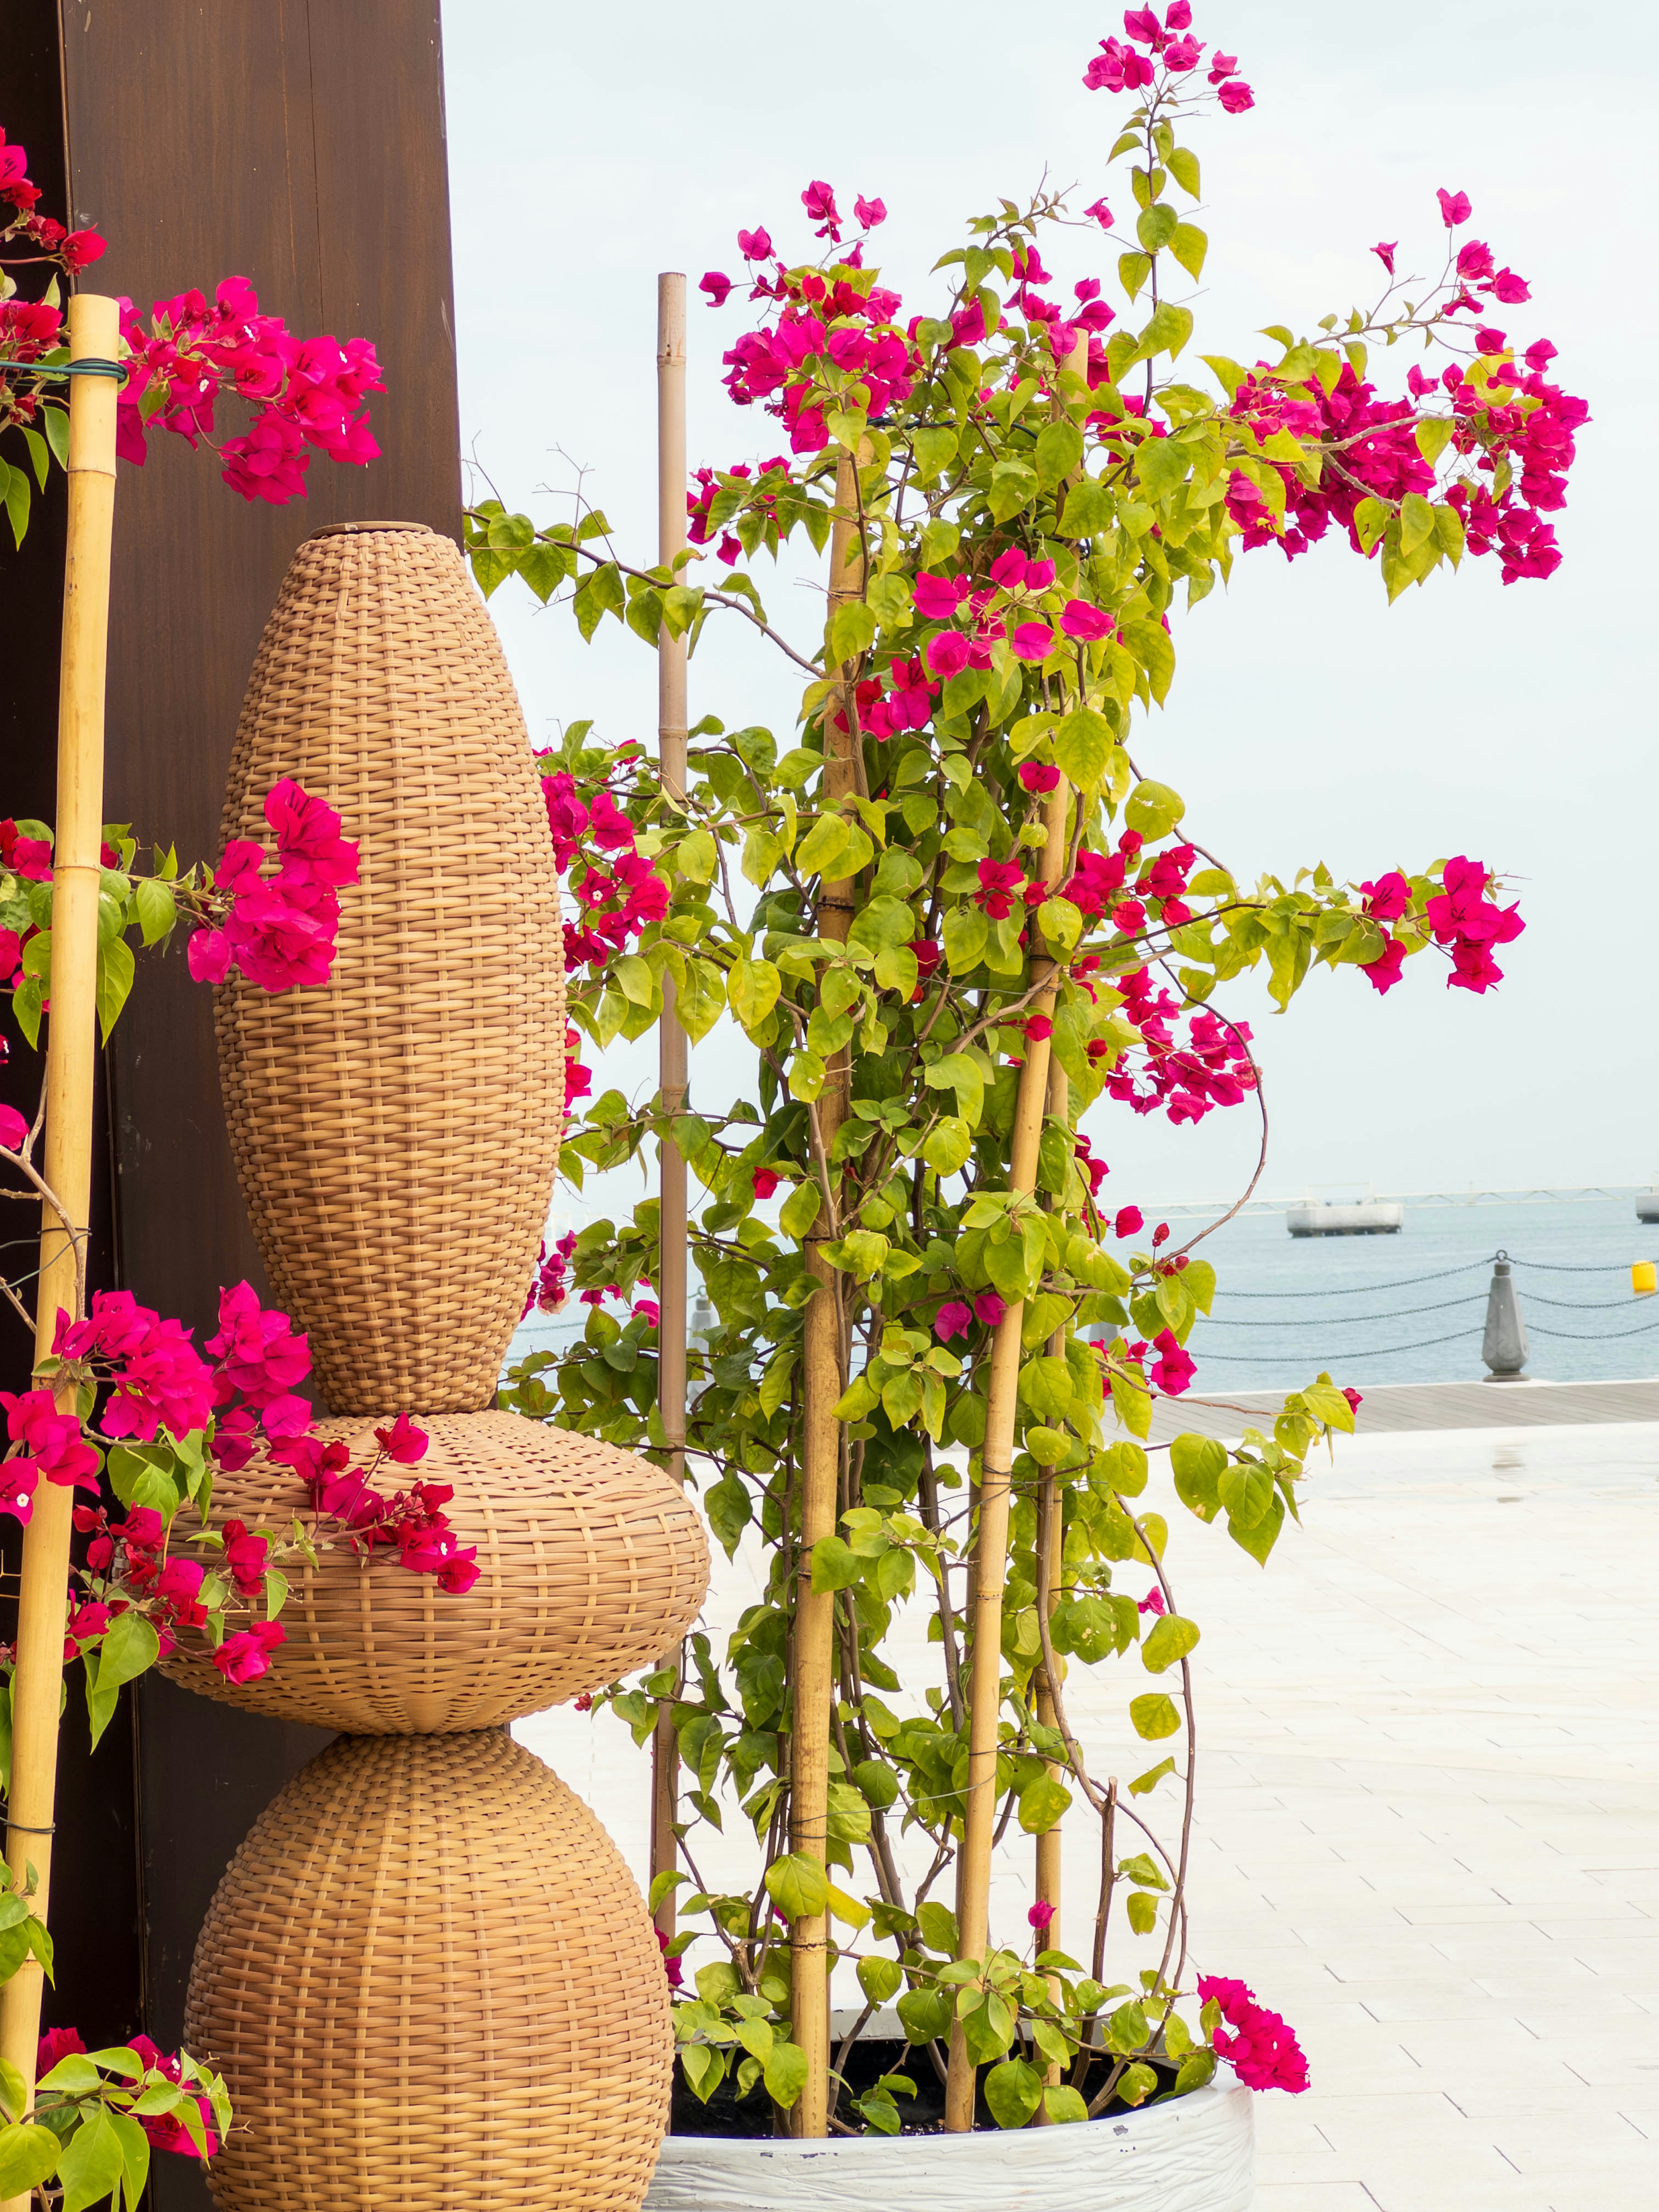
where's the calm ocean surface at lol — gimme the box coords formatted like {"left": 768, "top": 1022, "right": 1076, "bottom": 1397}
{"left": 507, "top": 1195, "right": 1659, "bottom": 1395}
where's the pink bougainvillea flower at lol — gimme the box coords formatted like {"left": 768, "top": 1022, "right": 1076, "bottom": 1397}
{"left": 737, "top": 227, "right": 773, "bottom": 261}
{"left": 221, "top": 1518, "right": 270, "bottom": 1598}
{"left": 36, "top": 2027, "right": 87, "bottom": 2078}
{"left": 1437, "top": 187, "right": 1472, "bottom": 228}
{"left": 699, "top": 271, "right": 733, "bottom": 307}
{"left": 1217, "top": 79, "right": 1254, "bottom": 113}
{"left": 752, "top": 1167, "right": 780, "bottom": 1201}
{"left": 1019, "top": 763, "right": 1060, "bottom": 794}
{"left": 1059, "top": 599, "right": 1114, "bottom": 642}
{"left": 854, "top": 193, "right": 887, "bottom": 229}
{"left": 374, "top": 1411, "right": 429, "bottom": 1465}
{"left": 1027, "top": 1900, "right": 1056, "bottom": 1933}
{"left": 1114, "top": 1205, "right": 1144, "bottom": 1240}
{"left": 925, "top": 630, "right": 971, "bottom": 680}
{"left": 914, "top": 571, "right": 970, "bottom": 620}
{"left": 1370, "top": 241, "right": 1398, "bottom": 276}
{"left": 1082, "top": 197, "right": 1114, "bottom": 229}
{"left": 934, "top": 1301, "right": 972, "bottom": 1344}
{"left": 1149, "top": 1327, "right": 1195, "bottom": 1395}
{"left": 0, "top": 1460, "right": 38, "bottom": 1526}
{"left": 1342, "top": 1386, "right": 1363, "bottom": 1414}
{"left": 973, "top": 1290, "right": 1007, "bottom": 1328}
{"left": 658, "top": 1925, "right": 684, "bottom": 1989}
{"left": 0, "top": 1103, "right": 27, "bottom": 1151}
{"left": 186, "top": 927, "right": 232, "bottom": 984}
{"left": 1198, "top": 1975, "right": 1309, "bottom": 2093}
{"left": 1, "top": 1387, "right": 100, "bottom": 1490}
{"left": 1010, "top": 620, "right": 1055, "bottom": 662}
{"left": 1138, "top": 1587, "right": 1166, "bottom": 1616}
{"left": 1360, "top": 937, "right": 1406, "bottom": 994}
{"left": 1489, "top": 267, "right": 1530, "bottom": 304}
{"left": 1360, "top": 871, "right": 1411, "bottom": 921}
{"left": 974, "top": 858, "right": 1028, "bottom": 918}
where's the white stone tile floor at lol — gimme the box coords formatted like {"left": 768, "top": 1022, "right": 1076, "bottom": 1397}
{"left": 518, "top": 1418, "right": 1659, "bottom": 2210}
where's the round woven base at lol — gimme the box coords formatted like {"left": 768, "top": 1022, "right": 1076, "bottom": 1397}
{"left": 187, "top": 1731, "right": 670, "bottom": 2212}
{"left": 159, "top": 1412, "right": 709, "bottom": 1732}
{"left": 216, "top": 522, "right": 565, "bottom": 1416}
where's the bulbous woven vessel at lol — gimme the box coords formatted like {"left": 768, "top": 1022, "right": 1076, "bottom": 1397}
{"left": 157, "top": 1412, "right": 709, "bottom": 1732}
{"left": 215, "top": 521, "right": 564, "bottom": 1416}
{"left": 187, "top": 1730, "right": 670, "bottom": 2212}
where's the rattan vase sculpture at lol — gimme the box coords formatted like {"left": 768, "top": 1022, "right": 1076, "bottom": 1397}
{"left": 180, "top": 524, "right": 705, "bottom": 2212}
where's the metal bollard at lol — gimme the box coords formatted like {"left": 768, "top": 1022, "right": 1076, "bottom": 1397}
{"left": 1481, "top": 1251, "right": 1530, "bottom": 1381}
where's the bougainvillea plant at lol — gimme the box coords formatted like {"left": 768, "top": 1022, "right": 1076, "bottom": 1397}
{"left": 1, "top": 121, "right": 382, "bottom": 545}
{"left": 467, "top": 5, "right": 1577, "bottom": 2139}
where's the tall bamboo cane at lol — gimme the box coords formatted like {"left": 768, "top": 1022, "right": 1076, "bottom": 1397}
{"left": 790, "top": 448, "right": 866, "bottom": 2137}
{"left": 0, "top": 293, "right": 120, "bottom": 2187}
{"left": 944, "top": 773, "right": 1073, "bottom": 2129}
{"left": 651, "top": 271, "right": 690, "bottom": 1937}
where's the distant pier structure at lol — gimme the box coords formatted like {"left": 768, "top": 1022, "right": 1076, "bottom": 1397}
{"left": 1286, "top": 1200, "right": 1405, "bottom": 1237}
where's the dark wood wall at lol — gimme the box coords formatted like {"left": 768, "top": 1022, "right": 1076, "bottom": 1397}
{"left": 4, "top": 5, "right": 463, "bottom": 2199}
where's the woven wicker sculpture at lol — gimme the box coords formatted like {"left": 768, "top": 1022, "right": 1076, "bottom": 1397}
{"left": 187, "top": 1732, "right": 671, "bottom": 2212}
{"left": 180, "top": 523, "right": 704, "bottom": 2212}
{"left": 216, "top": 521, "right": 566, "bottom": 1417}
{"left": 161, "top": 1412, "right": 708, "bottom": 1733}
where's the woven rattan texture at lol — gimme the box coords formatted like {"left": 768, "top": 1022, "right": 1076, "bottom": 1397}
{"left": 158, "top": 1413, "right": 709, "bottom": 1732}
{"left": 216, "top": 524, "right": 565, "bottom": 1415}
{"left": 187, "top": 1730, "right": 671, "bottom": 2212}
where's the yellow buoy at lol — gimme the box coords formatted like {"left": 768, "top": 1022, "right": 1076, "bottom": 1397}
{"left": 1633, "top": 1261, "right": 1657, "bottom": 1297}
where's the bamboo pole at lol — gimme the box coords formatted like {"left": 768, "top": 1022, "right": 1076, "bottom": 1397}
{"left": 0, "top": 293, "right": 120, "bottom": 2185}
{"left": 790, "top": 447, "right": 866, "bottom": 2137}
{"left": 651, "top": 271, "right": 690, "bottom": 1938}
{"left": 944, "top": 769, "right": 1073, "bottom": 2130}
{"left": 1033, "top": 1039, "right": 1069, "bottom": 2115}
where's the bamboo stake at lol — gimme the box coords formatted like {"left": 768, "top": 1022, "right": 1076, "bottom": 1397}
{"left": 944, "top": 770, "right": 1073, "bottom": 2130}
{"left": 651, "top": 271, "right": 690, "bottom": 1938}
{"left": 790, "top": 447, "right": 866, "bottom": 2137}
{"left": 0, "top": 293, "right": 120, "bottom": 2184}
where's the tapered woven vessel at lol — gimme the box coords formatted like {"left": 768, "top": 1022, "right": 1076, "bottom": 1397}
{"left": 186, "top": 1730, "right": 671, "bottom": 2212}
{"left": 215, "top": 521, "right": 564, "bottom": 1416}
{"left": 157, "top": 1412, "right": 709, "bottom": 1732}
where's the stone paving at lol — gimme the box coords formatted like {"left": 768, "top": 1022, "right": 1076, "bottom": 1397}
{"left": 519, "top": 1417, "right": 1659, "bottom": 2212}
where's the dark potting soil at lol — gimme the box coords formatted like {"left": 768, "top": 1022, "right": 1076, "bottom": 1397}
{"left": 670, "top": 2036, "right": 1181, "bottom": 2139}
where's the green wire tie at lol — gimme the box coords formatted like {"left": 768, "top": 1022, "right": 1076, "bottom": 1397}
{"left": 0, "top": 356, "right": 127, "bottom": 384}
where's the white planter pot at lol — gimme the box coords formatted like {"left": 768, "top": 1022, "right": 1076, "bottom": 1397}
{"left": 643, "top": 2075, "right": 1254, "bottom": 2212}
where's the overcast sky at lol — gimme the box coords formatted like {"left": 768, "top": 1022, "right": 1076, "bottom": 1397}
{"left": 441, "top": 1, "right": 1657, "bottom": 1215}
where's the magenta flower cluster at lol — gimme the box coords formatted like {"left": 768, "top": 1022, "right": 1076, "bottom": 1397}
{"left": 187, "top": 777, "right": 359, "bottom": 992}
{"left": 1085, "top": 5, "right": 1253, "bottom": 114}
{"left": 1198, "top": 1974, "right": 1310, "bottom": 2093}
{"left": 116, "top": 276, "right": 383, "bottom": 505}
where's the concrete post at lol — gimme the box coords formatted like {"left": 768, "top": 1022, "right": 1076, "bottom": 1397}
{"left": 1481, "top": 1252, "right": 1530, "bottom": 1381}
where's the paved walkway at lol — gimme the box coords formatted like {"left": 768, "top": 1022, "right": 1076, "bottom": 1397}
{"left": 518, "top": 1417, "right": 1659, "bottom": 2210}
{"left": 1149, "top": 1375, "right": 1659, "bottom": 1440}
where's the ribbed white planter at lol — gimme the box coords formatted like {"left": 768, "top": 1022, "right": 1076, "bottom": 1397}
{"left": 642, "top": 2076, "right": 1254, "bottom": 2212}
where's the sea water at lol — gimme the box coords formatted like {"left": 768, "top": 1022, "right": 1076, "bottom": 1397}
{"left": 507, "top": 1196, "right": 1659, "bottom": 1395}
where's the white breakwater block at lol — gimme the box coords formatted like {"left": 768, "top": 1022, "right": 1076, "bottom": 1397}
{"left": 642, "top": 2077, "right": 1254, "bottom": 2212}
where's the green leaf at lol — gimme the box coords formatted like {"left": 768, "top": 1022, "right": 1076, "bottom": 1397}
{"left": 897, "top": 1987, "right": 953, "bottom": 2043}
{"left": 57, "top": 2110, "right": 123, "bottom": 2212}
{"left": 1170, "top": 223, "right": 1208, "bottom": 280}
{"left": 680, "top": 2041, "right": 725, "bottom": 2103}
{"left": 910, "top": 426, "right": 959, "bottom": 484}
{"left": 1415, "top": 416, "right": 1454, "bottom": 467}
{"left": 1352, "top": 496, "right": 1388, "bottom": 553}
{"left": 778, "top": 1182, "right": 821, "bottom": 1239}
{"left": 1173, "top": 2049, "right": 1218, "bottom": 2095}
{"left": 916, "top": 1901, "right": 960, "bottom": 1954}
{"left": 1118, "top": 251, "right": 1153, "bottom": 303}
{"left": 1060, "top": 477, "right": 1116, "bottom": 536}
{"left": 1140, "top": 1613, "right": 1200, "bottom": 1674}
{"left": 0, "top": 2123, "right": 59, "bottom": 2200}
{"left": 1119, "top": 2062, "right": 1160, "bottom": 2107}
{"left": 1228, "top": 1488, "right": 1286, "bottom": 1565}
{"left": 1, "top": 462, "right": 30, "bottom": 551}
{"left": 829, "top": 599, "right": 878, "bottom": 668}
{"left": 1126, "top": 1889, "right": 1159, "bottom": 1935}
{"left": 95, "top": 935, "right": 135, "bottom": 1045}
{"left": 1136, "top": 204, "right": 1178, "bottom": 253}
{"left": 942, "top": 907, "right": 988, "bottom": 974}
{"left": 858, "top": 1953, "right": 904, "bottom": 2005}
{"left": 1120, "top": 622, "right": 1176, "bottom": 708}
{"left": 1043, "top": 2083, "right": 1090, "bottom": 2124}
{"left": 1129, "top": 1756, "right": 1175, "bottom": 1796}
{"left": 1124, "top": 778, "right": 1184, "bottom": 838}
{"left": 1053, "top": 707, "right": 1112, "bottom": 789}
{"left": 84, "top": 1609, "right": 160, "bottom": 1750}
{"left": 922, "top": 1115, "right": 973, "bottom": 1176}
{"left": 728, "top": 955, "right": 781, "bottom": 1030}
{"left": 1129, "top": 1692, "right": 1182, "bottom": 1741}
{"left": 1017, "top": 1773, "right": 1073, "bottom": 1834}
{"left": 1166, "top": 145, "right": 1201, "bottom": 197}
{"left": 41, "top": 405, "right": 70, "bottom": 471}
{"left": 810, "top": 1536, "right": 863, "bottom": 1594}
{"left": 1035, "top": 420, "right": 1083, "bottom": 490}
{"left": 132, "top": 877, "right": 176, "bottom": 947}
{"left": 107, "top": 2111, "right": 149, "bottom": 2212}
{"left": 1399, "top": 492, "right": 1436, "bottom": 556}
{"left": 922, "top": 1052, "right": 985, "bottom": 1127}
{"left": 984, "top": 2056, "right": 1044, "bottom": 2129}
{"left": 764, "top": 1850, "right": 829, "bottom": 1921}
{"left": 1141, "top": 301, "right": 1194, "bottom": 360}
{"left": 763, "top": 2038, "right": 809, "bottom": 2109}
{"left": 796, "top": 811, "right": 854, "bottom": 881}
